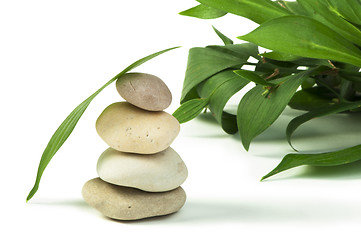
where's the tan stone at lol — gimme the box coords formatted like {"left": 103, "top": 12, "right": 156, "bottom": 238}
{"left": 82, "top": 178, "right": 186, "bottom": 220}
{"left": 96, "top": 102, "right": 180, "bottom": 154}
{"left": 97, "top": 147, "right": 188, "bottom": 192}
{"left": 116, "top": 73, "right": 172, "bottom": 111}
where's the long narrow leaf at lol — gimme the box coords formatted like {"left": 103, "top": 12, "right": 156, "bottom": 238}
{"left": 237, "top": 70, "right": 310, "bottom": 150}
{"left": 262, "top": 144, "right": 361, "bottom": 181}
{"left": 26, "top": 46, "right": 179, "bottom": 202}
{"left": 199, "top": 70, "right": 249, "bottom": 133}
{"left": 173, "top": 98, "right": 209, "bottom": 123}
{"left": 286, "top": 100, "right": 361, "bottom": 150}
{"left": 239, "top": 16, "right": 361, "bottom": 68}
{"left": 326, "top": 0, "right": 361, "bottom": 25}
{"left": 212, "top": 26, "right": 233, "bottom": 45}
{"left": 181, "top": 43, "right": 258, "bottom": 103}
{"left": 179, "top": 4, "right": 227, "bottom": 19}
{"left": 234, "top": 69, "right": 276, "bottom": 86}
{"left": 298, "top": 0, "right": 361, "bottom": 46}
{"left": 197, "top": 0, "right": 291, "bottom": 24}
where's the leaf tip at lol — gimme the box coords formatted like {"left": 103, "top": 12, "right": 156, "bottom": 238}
{"left": 237, "top": 34, "right": 248, "bottom": 42}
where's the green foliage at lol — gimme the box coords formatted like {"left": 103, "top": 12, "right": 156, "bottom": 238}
{"left": 176, "top": 0, "right": 361, "bottom": 180}
{"left": 179, "top": 4, "right": 227, "bottom": 19}
{"left": 195, "top": 0, "right": 290, "bottom": 24}
{"left": 26, "top": 47, "right": 179, "bottom": 202}
{"left": 237, "top": 71, "right": 311, "bottom": 150}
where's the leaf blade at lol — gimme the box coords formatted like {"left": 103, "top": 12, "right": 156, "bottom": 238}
{"left": 173, "top": 98, "right": 209, "bottom": 124}
{"left": 286, "top": 100, "right": 361, "bottom": 150}
{"left": 181, "top": 43, "right": 258, "bottom": 103}
{"left": 262, "top": 144, "right": 361, "bottom": 181}
{"left": 198, "top": 70, "right": 249, "bottom": 133}
{"left": 212, "top": 26, "right": 233, "bottom": 45}
{"left": 179, "top": 4, "right": 227, "bottom": 19}
{"left": 239, "top": 16, "right": 361, "bottom": 68}
{"left": 237, "top": 70, "right": 310, "bottom": 150}
{"left": 197, "top": 0, "right": 291, "bottom": 24}
{"left": 234, "top": 69, "right": 275, "bottom": 86}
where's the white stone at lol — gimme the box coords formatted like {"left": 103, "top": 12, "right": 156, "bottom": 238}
{"left": 82, "top": 178, "right": 186, "bottom": 221}
{"left": 97, "top": 147, "right": 188, "bottom": 192}
{"left": 96, "top": 102, "right": 180, "bottom": 154}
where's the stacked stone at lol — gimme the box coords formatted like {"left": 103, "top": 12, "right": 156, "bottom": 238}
{"left": 82, "top": 73, "right": 188, "bottom": 221}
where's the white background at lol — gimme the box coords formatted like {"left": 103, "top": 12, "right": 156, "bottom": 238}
{"left": 2, "top": 0, "right": 361, "bottom": 239}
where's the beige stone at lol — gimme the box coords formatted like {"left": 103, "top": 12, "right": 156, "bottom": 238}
{"left": 116, "top": 73, "right": 172, "bottom": 111}
{"left": 96, "top": 102, "right": 180, "bottom": 154}
{"left": 82, "top": 178, "right": 186, "bottom": 220}
{"left": 97, "top": 147, "right": 188, "bottom": 192}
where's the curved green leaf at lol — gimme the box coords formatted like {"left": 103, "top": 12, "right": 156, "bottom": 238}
{"left": 179, "top": 4, "right": 227, "bottom": 19}
{"left": 221, "top": 112, "right": 238, "bottom": 134}
{"left": 173, "top": 98, "right": 209, "bottom": 124}
{"left": 197, "top": 0, "right": 291, "bottom": 24}
{"left": 326, "top": 0, "right": 361, "bottom": 25}
{"left": 26, "top": 46, "right": 179, "bottom": 202}
{"left": 199, "top": 70, "right": 249, "bottom": 133}
{"left": 212, "top": 26, "right": 233, "bottom": 45}
{"left": 237, "top": 70, "right": 310, "bottom": 150}
{"left": 234, "top": 69, "right": 275, "bottom": 86}
{"left": 181, "top": 43, "right": 258, "bottom": 103}
{"left": 286, "top": 100, "right": 361, "bottom": 150}
{"left": 239, "top": 16, "right": 361, "bottom": 68}
{"left": 277, "top": 1, "right": 308, "bottom": 15}
{"left": 262, "top": 144, "right": 361, "bottom": 181}
{"left": 288, "top": 88, "right": 335, "bottom": 111}
{"left": 261, "top": 51, "right": 301, "bottom": 62}
{"left": 298, "top": 0, "right": 361, "bottom": 46}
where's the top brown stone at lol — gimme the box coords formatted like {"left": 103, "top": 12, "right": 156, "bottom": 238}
{"left": 116, "top": 73, "right": 172, "bottom": 111}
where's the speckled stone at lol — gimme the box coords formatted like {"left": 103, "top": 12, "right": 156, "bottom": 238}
{"left": 96, "top": 102, "right": 180, "bottom": 154}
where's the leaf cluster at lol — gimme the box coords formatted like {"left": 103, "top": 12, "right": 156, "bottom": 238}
{"left": 176, "top": 0, "right": 361, "bottom": 180}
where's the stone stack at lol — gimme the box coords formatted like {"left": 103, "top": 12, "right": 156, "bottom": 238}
{"left": 82, "top": 73, "right": 187, "bottom": 221}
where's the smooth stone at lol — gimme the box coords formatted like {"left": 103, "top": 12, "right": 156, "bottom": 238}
{"left": 96, "top": 102, "right": 180, "bottom": 154}
{"left": 82, "top": 178, "right": 186, "bottom": 221}
{"left": 97, "top": 147, "right": 188, "bottom": 192}
{"left": 116, "top": 73, "right": 172, "bottom": 111}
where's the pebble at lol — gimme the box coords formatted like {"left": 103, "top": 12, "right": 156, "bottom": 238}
{"left": 96, "top": 102, "right": 180, "bottom": 154}
{"left": 82, "top": 178, "right": 186, "bottom": 220}
{"left": 116, "top": 73, "right": 172, "bottom": 111}
{"left": 97, "top": 147, "right": 188, "bottom": 192}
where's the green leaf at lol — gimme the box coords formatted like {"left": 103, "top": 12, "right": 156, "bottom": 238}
{"left": 26, "top": 46, "right": 179, "bottom": 202}
{"left": 221, "top": 112, "right": 238, "bottom": 134}
{"left": 239, "top": 16, "right": 361, "bottom": 68}
{"left": 181, "top": 43, "right": 258, "bottom": 103}
{"left": 179, "top": 4, "right": 227, "bottom": 19}
{"left": 326, "top": 0, "right": 361, "bottom": 26}
{"left": 212, "top": 26, "right": 233, "bottom": 45}
{"left": 237, "top": 70, "right": 310, "bottom": 150}
{"left": 197, "top": 0, "right": 291, "bottom": 24}
{"left": 288, "top": 88, "right": 335, "bottom": 111}
{"left": 173, "top": 98, "right": 209, "bottom": 124}
{"left": 198, "top": 70, "right": 249, "bottom": 133}
{"left": 298, "top": 0, "right": 361, "bottom": 46}
{"left": 234, "top": 69, "right": 275, "bottom": 86}
{"left": 261, "top": 51, "right": 301, "bottom": 62}
{"left": 261, "top": 144, "right": 361, "bottom": 181}
{"left": 286, "top": 100, "right": 361, "bottom": 150}
{"left": 277, "top": 1, "right": 308, "bottom": 15}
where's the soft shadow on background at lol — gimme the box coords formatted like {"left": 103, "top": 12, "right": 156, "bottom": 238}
{"left": 135, "top": 198, "right": 361, "bottom": 225}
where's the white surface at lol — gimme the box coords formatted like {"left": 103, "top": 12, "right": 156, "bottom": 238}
{"left": 2, "top": 1, "right": 361, "bottom": 239}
